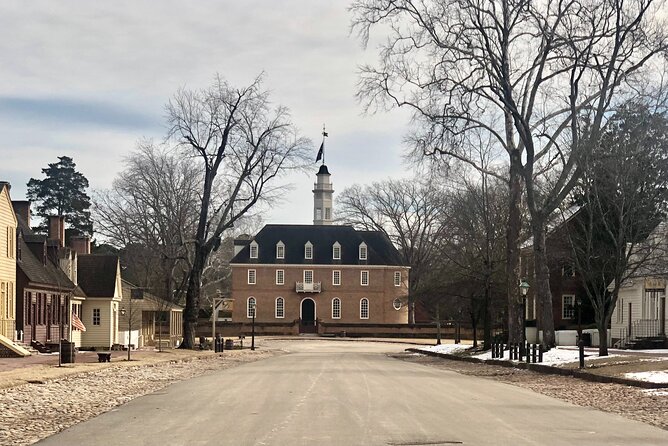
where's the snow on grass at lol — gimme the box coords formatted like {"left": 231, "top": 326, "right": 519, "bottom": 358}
{"left": 642, "top": 388, "right": 668, "bottom": 396}
{"left": 415, "top": 344, "right": 472, "bottom": 355}
{"left": 625, "top": 370, "right": 668, "bottom": 384}
{"left": 474, "top": 347, "right": 619, "bottom": 366}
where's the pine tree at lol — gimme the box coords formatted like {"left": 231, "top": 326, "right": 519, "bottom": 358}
{"left": 27, "top": 156, "right": 93, "bottom": 236}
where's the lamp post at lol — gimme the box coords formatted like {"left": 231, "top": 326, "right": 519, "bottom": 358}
{"left": 120, "top": 306, "right": 131, "bottom": 361}
{"left": 576, "top": 296, "right": 584, "bottom": 369}
{"left": 250, "top": 300, "right": 256, "bottom": 351}
{"left": 519, "top": 280, "right": 530, "bottom": 354}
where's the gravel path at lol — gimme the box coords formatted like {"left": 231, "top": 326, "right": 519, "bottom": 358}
{"left": 396, "top": 352, "right": 668, "bottom": 430}
{"left": 0, "top": 350, "right": 276, "bottom": 446}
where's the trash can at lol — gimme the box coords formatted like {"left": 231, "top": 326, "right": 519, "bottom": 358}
{"left": 61, "top": 341, "right": 76, "bottom": 364}
{"left": 581, "top": 332, "right": 592, "bottom": 347}
{"left": 224, "top": 339, "right": 234, "bottom": 350}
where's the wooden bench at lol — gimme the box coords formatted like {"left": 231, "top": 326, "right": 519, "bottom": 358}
{"left": 97, "top": 352, "right": 112, "bottom": 362}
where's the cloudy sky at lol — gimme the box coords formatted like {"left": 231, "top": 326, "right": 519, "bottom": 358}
{"left": 0, "top": 1, "right": 413, "bottom": 228}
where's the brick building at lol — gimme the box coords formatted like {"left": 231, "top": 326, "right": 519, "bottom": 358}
{"left": 229, "top": 164, "right": 409, "bottom": 333}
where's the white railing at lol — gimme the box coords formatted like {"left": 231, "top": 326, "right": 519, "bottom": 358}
{"left": 296, "top": 282, "right": 322, "bottom": 293}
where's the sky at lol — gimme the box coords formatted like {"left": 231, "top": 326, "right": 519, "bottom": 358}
{"left": 0, "top": 1, "right": 414, "bottom": 228}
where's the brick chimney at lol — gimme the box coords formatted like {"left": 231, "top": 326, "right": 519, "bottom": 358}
{"left": 69, "top": 235, "right": 91, "bottom": 255}
{"left": 12, "top": 201, "right": 30, "bottom": 227}
{"left": 48, "top": 215, "right": 65, "bottom": 248}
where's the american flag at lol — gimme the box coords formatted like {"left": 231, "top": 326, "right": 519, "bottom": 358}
{"left": 71, "top": 311, "right": 86, "bottom": 332}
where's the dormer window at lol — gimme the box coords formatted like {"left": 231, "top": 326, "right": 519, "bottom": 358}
{"left": 276, "top": 241, "right": 285, "bottom": 259}
{"left": 359, "top": 242, "right": 367, "bottom": 260}
{"left": 332, "top": 242, "right": 341, "bottom": 260}
{"left": 249, "top": 241, "right": 259, "bottom": 259}
{"left": 304, "top": 241, "right": 313, "bottom": 260}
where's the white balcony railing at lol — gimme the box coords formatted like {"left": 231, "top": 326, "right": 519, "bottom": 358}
{"left": 296, "top": 282, "right": 322, "bottom": 293}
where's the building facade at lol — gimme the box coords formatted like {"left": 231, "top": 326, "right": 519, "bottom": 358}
{"left": 229, "top": 164, "right": 409, "bottom": 332}
{"left": 0, "top": 182, "right": 17, "bottom": 340}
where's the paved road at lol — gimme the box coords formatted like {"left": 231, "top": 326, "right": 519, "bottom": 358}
{"left": 38, "top": 339, "right": 668, "bottom": 446}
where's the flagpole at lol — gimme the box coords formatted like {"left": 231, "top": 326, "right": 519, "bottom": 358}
{"left": 322, "top": 124, "right": 328, "bottom": 165}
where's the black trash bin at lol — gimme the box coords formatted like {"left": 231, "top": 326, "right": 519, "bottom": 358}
{"left": 581, "top": 332, "right": 592, "bottom": 347}
{"left": 61, "top": 341, "right": 76, "bottom": 364}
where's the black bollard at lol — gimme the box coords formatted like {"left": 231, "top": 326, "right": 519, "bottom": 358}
{"left": 538, "top": 344, "right": 543, "bottom": 363}
{"left": 532, "top": 344, "right": 537, "bottom": 363}
{"left": 526, "top": 343, "right": 531, "bottom": 363}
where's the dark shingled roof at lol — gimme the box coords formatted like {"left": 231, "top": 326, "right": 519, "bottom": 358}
{"left": 17, "top": 237, "right": 77, "bottom": 291}
{"left": 77, "top": 255, "right": 119, "bottom": 297}
{"left": 230, "top": 224, "right": 404, "bottom": 266}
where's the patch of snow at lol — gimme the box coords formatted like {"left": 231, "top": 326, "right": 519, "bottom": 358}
{"left": 625, "top": 370, "right": 668, "bottom": 383}
{"left": 642, "top": 388, "right": 668, "bottom": 396}
{"left": 474, "top": 347, "right": 618, "bottom": 366}
{"left": 415, "top": 344, "right": 471, "bottom": 355}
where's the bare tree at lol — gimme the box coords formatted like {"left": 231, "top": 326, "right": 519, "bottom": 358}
{"left": 352, "top": 0, "right": 668, "bottom": 346}
{"left": 94, "top": 143, "right": 199, "bottom": 301}
{"left": 440, "top": 170, "right": 508, "bottom": 349}
{"left": 568, "top": 102, "right": 668, "bottom": 355}
{"left": 337, "top": 175, "right": 447, "bottom": 323}
{"left": 166, "top": 74, "right": 310, "bottom": 348}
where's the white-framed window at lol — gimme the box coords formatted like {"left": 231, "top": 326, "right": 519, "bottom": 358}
{"left": 562, "top": 295, "right": 575, "bottom": 319}
{"left": 93, "top": 308, "right": 101, "bottom": 326}
{"left": 643, "top": 289, "right": 664, "bottom": 319}
{"left": 332, "top": 242, "right": 341, "bottom": 260}
{"left": 247, "top": 297, "right": 256, "bottom": 318}
{"left": 562, "top": 264, "right": 575, "bottom": 277}
{"left": 361, "top": 270, "right": 369, "bottom": 286}
{"left": 617, "top": 298, "right": 624, "bottom": 323}
{"left": 393, "top": 298, "right": 402, "bottom": 310}
{"left": 276, "top": 241, "right": 285, "bottom": 259}
{"left": 303, "top": 270, "right": 313, "bottom": 284}
{"left": 248, "top": 269, "right": 256, "bottom": 285}
{"left": 332, "top": 270, "right": 341, "bottom": 286}
{"left": 394, "top": 271, "right": 401, "bottom": 287}
{"left": 249, "top": 241, "right": 259, "bottom": 259}
{"left": 275, "top": 297, "right": 285, "bottom": 318}
{"left": 359, "top": 242, "right": 367, "bottom": 260}
{"left": 305, "top": 241, "right": 313, "bottom": 260}
{"left": 315, "top": 208, "right": 322, "bottom": 221}
{"left": 360, "top": 298, "right": 369, "bottom": 319}
{"left": 325, "top": 208, "right": 331, "bottom": 220}
{"left": 6, "top": 226, "right": 15, "bottom": 258}
{"left": 332, "top": 297, "right": 341, "bottom": 319}
{"left": 276, "top": 269, "right": 285, "bottom": 285}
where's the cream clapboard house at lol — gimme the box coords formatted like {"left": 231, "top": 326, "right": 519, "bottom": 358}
{"left": 610, "top": 222, "right": 668, "bottom": 348}
{"left": 77, "top": 255, "right": 123, "bottom": 349}
{"left": 118, "top": 280, "right": 183, "bottom": 349}
{"left": 0, "top": 182, "right": 17, "bottom": 340}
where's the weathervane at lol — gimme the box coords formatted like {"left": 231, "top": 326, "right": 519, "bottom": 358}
{"left": 316, "top": 124, "right": 328, "bottom": 164}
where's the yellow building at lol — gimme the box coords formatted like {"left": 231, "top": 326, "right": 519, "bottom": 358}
{"left": 0, "top": 182, "right": 17, "bottom": 340}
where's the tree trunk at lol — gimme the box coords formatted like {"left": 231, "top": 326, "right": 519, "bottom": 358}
{"left": 507, "top": 150, "right": 523, "bottom": 343}
{"left": 598, "top": 324, "right": 609, "bottom": 356}
{"left": 471, "top": 312, "right": 478, "bottom": 348}
{"left": 532, "top": 218, "right": 555, "bottom": 348}
{"left": 483, "top": 284, "right": 492, "bottom": 350}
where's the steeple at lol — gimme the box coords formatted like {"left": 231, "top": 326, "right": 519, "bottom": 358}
{"left": 313, "top": 164, "right": 333, "bottom": 225}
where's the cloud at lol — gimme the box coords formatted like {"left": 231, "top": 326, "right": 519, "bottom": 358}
{"left": 0, "top": 96, "right": 159, "bottom": 131}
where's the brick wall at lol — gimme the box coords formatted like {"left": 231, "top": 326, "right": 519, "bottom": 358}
{"left": 231, "top": 265, "right": 409, "bottom": 324}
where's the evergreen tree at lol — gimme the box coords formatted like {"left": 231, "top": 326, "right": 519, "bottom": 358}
{"left": 27, "top": 156, "right": 93, "bottom": 236}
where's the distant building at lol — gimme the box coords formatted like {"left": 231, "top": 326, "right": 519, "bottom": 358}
{"left": 229, "top": 163, "right": 409, "bottom": 334}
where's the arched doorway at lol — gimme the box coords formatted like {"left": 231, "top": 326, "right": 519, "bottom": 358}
{"left": 300, "top": 298, "right": 316, "bottom": 334}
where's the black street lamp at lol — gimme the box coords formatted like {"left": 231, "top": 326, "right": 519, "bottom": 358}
{"left": 519, "top": 280, "right": 530, "bottom": 353}
{"left": 250, "top": 300, "right": 256, "bottom": 351}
